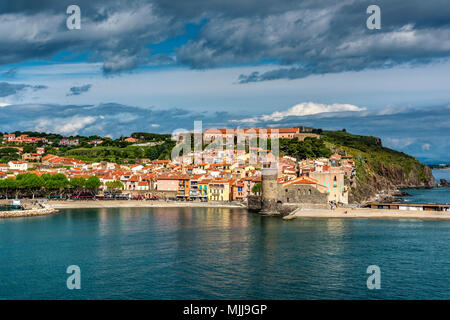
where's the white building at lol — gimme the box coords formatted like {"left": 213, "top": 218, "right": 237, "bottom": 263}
{"left": 8, "top": 161, "right": 28, "bottom": 171}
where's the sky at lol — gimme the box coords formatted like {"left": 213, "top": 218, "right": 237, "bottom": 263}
{"left": 0, "top": 0, "right": 449, "bottom": 163}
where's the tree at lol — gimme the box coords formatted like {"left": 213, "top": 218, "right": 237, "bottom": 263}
{"left": 0, "top": 147, "right": 20, "bottom": 163}
{"left": 85, "top": 176, "right": 101, "bottom": 195}
{"left": 106, "top": 180, "right": 124, "bottom": 194}
{"left": 16, "top": 173, "right": 43, "bottom": 199}
{"left": 251, "top": 182, "right": 262, "bottom": 195}
{"left": 69, "top": 177, "right": 86, "bottom": 196}
{"left": 0, "top": 178, "right": 17, "bottom": 199}
{"left": 23, "top": 145, "right": 37, "bottom": 153}
{"left": 279, "top": 137, "right": 331, "bottom": 160}
{"left": 42, "top": 173, "right": 69, "bottom": 197}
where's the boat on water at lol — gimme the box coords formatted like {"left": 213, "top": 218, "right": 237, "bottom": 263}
{"left": 0, "top": 200, "right": 24, "bottom": 211}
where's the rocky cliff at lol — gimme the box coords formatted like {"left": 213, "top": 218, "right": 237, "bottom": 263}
{"left": 322, "top": 131, "right": 436, "bottom": 204}
{"left": 348, "top": 161, "right": 435, "bottom": 203}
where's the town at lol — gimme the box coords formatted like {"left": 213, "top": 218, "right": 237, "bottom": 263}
{"left": 0, "top": 128, "right": 354, "bottom": 210}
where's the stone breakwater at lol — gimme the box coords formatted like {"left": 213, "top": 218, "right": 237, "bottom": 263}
{"left": 0, "top": 206, "right": 59, "bottom": 219}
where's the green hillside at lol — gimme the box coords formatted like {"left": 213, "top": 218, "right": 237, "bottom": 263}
{"left": 321, "top": 130, "right": 435, "bottom": 203}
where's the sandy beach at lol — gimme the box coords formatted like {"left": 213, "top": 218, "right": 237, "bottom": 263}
{"left": 43, "top": 200, "right": 450, "bottom": 220}
{"left": 290, "top": 207, "right": 450, "bottom": 221}
{"left": 48, "top": 200, "right": 246, "bottom": 209}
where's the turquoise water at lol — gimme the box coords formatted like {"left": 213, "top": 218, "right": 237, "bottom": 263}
{"left": 433, "top": 169, "right": 450, "bottom": 182}
{"left": 401, "top": 170, "right": 450, "bottom": 204}
{"left": 2, "top": 207, "right": 450, "bottom": 300}
{"left": 401, "top": 188, "right": 450, "bottom": 204}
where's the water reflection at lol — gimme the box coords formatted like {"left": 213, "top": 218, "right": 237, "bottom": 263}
{"left": 2, "top": 208, "right": 450, "bottom": 299}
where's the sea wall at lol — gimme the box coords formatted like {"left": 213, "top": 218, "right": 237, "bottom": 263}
{"left": 248, "top": 196, "right": 262, "bottom": 210}
{"left": 0, "top": 207, "right": 59, "bottom": 219}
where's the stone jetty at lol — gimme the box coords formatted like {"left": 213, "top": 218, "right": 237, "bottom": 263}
{"left": 0, "top": 203, "right": 59, "bottom": 219}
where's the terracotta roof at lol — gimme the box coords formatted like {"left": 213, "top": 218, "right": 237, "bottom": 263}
{"left": 282, "top": 175, "right": 319, "bottom": 186}
{"left": 157, "top": 174, "right": 190, "bottom": 180}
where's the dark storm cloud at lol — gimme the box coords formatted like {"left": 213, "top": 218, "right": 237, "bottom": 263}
{"left": 0, "top": 0, "right": 185, "bottom": 74}
{"left": 174, "top": 0, "right": 450, "bottom": 81}
{"left": 67, "top": 84, "right": 92, "bottom": 96}
{"left": 0, "top": 82, "right": 47, "bottom": 97}
{"left": 0, "top": 1, "right": 449, "bottom": 78}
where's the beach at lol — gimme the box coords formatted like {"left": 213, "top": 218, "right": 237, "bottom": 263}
{"left": 4, "top": 198, "right": 450, "bottom": 221}
{"left": 290, "top": 207, "right": 450, "bottom": 221}
{"left": 44, "top": 200, "right": 450, "bottom": 220}
{"left": 48, "top": 200, "right": 246, "bottom": 209}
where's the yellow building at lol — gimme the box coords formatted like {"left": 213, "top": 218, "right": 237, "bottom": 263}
{"left": 207, "top": 179, "right": 232, "bottom": 202}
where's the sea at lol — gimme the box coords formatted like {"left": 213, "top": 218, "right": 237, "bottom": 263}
{"left": 0, "top": 170, "right": 449, "bottom": 300}
{"left": 400, "top": 169, "right": 450, "bottom": 204}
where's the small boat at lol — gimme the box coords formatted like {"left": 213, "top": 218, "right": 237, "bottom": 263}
{"left": 10, "top": 199, "right": 23, "bottom": 210}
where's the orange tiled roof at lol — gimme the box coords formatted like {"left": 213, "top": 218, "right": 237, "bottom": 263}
{"left": 282, "top": 175, "right": 318, "bottom": 186}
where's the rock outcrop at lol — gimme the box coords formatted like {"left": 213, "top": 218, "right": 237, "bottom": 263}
{"left": 348, "top": 163, "right": 436, "bottom": 204}
{"left": 440, "top": 179, "right": 450, "bottom": 187}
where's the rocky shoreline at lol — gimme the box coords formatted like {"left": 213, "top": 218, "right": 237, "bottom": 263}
{"left": 439, "top": 179, "right": 450, "bottom": 187}
{"left": 348, "top": 162, "right": 436, "bottom": 204}
{"left": 0, "top": 205, "right": 59, "bottom": 219}
{"left": 370, "top": 189, "right": 413, "bottom": 203}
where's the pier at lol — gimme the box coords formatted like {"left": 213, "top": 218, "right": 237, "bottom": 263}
{"left": 369, "top": 202, "right": 450, "bottom": 212}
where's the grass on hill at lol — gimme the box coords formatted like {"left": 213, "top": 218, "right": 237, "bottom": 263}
{"left": 321, "top": 130, "right": 430, "bottom": 184}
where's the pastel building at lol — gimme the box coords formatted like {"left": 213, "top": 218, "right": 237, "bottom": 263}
{"left": 309, "top": 169, "right": 348, "bottom": 204}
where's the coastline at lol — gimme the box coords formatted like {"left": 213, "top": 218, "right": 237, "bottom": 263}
{"left": 48, "top": 200, "right": 246, "bottom": 209}
{"left": 49, "top": 200, "right": 450, "bottom": 221}
{"left": 3, "top": 200, "right": 450, "bottom": 221}
{"left": 290, "top": 207, "right": 450, "bottom": 221}
{"left": 0, "top": 206, "right": 59, "bottom": 219}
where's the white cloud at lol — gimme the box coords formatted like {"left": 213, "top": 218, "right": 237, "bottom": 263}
{"left": 32, "top": 115, "right": 97, "bottom": 135}
{"left": 235, "top": 102, "right": 365, "bottom": 123}
{"left": 422, "top": 143, "right": 431, "bottom": 151}
{"left": 384, "top": 137, "right": 416, "bottom": 149}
